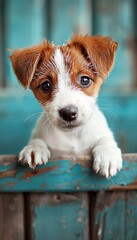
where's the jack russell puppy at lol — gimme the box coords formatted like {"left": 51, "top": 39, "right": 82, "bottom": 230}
{"left": 10, "top": 35, "right": 122, "bottom": 178}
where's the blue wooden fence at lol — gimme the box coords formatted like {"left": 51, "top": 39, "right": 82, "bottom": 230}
{"left": 0, "top": 154, "right": 137, "bottom": 239}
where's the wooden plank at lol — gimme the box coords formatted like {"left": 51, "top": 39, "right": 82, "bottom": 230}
{"left": 4, "top": 0, "right": 47, "bottom": 87}
{"left": 0, "top": 0, "right": 4, "bottom": 87}
{"left": 92, "top": 191, "right": 137, "bottom": 240}
{"left": 0, "top": 92, "right": 41, "bottom": 155}
{"left": 0, "top": 93, "right": 137, "bottom": 154}
{"left": 99, "top": 93, "right": 137, "bottom": 153}
{"left": 26, "top": 193, "right": 89, "bottom": 240}
{"left": 91, "top": 191, "right": 126, "bottom": 240}
{"left": 125, "top": 191, "right": 137, "bottom": 240}
{"left": 77, "top": 0, "right": 92, "bottom": 35}
{"left": 50, "top": 0, "right": 92, "bottom": 45}
{"left": 92, "top": 0, "right": 135, "bottom": 92}
{"left": 0, "top": 154, "right": 137, "bottom": 192}
{"left": 50, "top": 0, "right": 79, "bottom": 44}
{"left": 0, "top": 193, "right": 24, "bottom": 240}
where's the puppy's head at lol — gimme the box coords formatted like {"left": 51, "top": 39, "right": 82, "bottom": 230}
{"left": 10, "top": 35, "right": 118, "bottom": 131}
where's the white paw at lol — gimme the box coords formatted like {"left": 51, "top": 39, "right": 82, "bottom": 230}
{"left": 92, "top": 145, "right": 122, "bottom": 178}
{"left": 19, "top": 144, "right": 51, "bottom": 168}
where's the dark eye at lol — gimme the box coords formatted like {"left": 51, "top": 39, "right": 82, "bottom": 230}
{"left": 78, "top": 76, "right": 93, "bottom": 88}
{"left": 40, "top": 80, "right": 52, "bottom": 93}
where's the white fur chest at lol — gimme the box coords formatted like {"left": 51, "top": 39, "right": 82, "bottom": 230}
{"left": 45, "top": 127, "right": 92, "bottom": 157}
{"left": 33, "top": 105, "right": 113, "bottom": 158}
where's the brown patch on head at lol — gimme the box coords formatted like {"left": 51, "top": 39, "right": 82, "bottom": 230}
{"left": 60, "top": 44, "right": 103, "bottom": 96}
{"left": 10, "top": 41, "right": 58, "bottom": 104}
{"left": 68, "top": 35, "right": 118, "bottom": 80}
{"left": 59, "top": 35, "right": 118, "bottom": 96}
{"left": 30, "top": 47, "right": 58, "bottom": 105}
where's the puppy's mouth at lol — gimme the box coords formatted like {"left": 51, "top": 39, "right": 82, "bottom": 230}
{"left": 56, "top": 121, "right": 81, "bottom": 131}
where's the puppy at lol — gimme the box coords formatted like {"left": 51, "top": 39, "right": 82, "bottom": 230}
{"left": 10, "top": 35, "right": 122, "bottom": 178}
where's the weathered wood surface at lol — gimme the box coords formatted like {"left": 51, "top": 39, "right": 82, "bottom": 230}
{"left": 91, "top": 191, "right": 137, "bottom": 240}
{"left": 25, "top": 193, "right": 89, "bottom": 240}
{"left": 0, "top": 193, "right": 24, "bottom": 240}
{"left": 92, "top": 0, "right": 135, "bottom": 91}
{"left": 0, "top": 154, "right": 137, "bottom": 192}
{"left": 92, "top": 191, "right": 125, "bottom": 240}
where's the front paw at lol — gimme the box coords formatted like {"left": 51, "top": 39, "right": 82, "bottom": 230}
{"left": 19, "top": 144, "right": 51, "bottom": 168}
{"left": 92, "top": 145, "right": 122, "bottom": 178}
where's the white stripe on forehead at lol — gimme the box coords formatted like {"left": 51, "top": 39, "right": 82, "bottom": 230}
{"left": 54, "top": 48, "right": 70, "bottom": 88}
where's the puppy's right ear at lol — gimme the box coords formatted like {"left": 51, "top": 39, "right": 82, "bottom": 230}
{"left": 10, "top": 47, "right": 41, "bottom": 88}
{"left": 10, "top": 41, "right": 53, "bottom": 89}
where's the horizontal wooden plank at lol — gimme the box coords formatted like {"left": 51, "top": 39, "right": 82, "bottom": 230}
{"left": 0, "top": 154, "right": 137, "bottom": 192}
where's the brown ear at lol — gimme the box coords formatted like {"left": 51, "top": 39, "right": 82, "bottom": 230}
{"left": 69, "top": 35, "right": 118, "bottom": 79}
{"left": 10, "top": 41, "right": 53, "bottom": 88}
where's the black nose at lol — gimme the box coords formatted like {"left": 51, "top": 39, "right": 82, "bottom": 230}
{"left": 59, "top": 105, "right": 78, "bottom": 122}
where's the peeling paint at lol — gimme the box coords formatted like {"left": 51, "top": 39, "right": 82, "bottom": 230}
{"left": 0, "top": 168, "right": 16, "bottom": 179}
{"left": 20, "top": 165, "right": 59, "bottom": 179}
{"left": 0, "top": 154, "right": 137, "bottom": 192}
{"left": 77, "top": 210, "right": 83, "bottom": 223}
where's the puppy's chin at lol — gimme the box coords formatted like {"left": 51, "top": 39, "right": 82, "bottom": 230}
{"left": 56, "top": 122, "right": 81, "bottom": 132}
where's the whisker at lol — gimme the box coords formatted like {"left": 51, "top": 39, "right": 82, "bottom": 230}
{"left": 99, "top": 104, "right": 117, "bottom": 118}
{"left": 24, "top": 112, "right": 42, "bottom": 122}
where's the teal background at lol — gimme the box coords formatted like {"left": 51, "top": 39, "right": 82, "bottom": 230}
{"left": 0, "top": 0, "right": 137, "bottom": 154}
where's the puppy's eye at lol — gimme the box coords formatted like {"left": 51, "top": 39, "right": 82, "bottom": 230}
{"left": 78, "top": 76, "right": 93, "bottom": 88}
{"left": 40, "top": 80, "right": 52, "bottom": 93}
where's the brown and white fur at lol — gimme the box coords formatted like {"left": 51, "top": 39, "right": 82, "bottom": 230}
{"left": 10, "top": 35, "right": 122, "bottom": 178}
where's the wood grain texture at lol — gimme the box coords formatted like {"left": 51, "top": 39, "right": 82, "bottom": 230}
{"left": 26, "top": 193, "right": 89, "bottom": 240}
{"left": 0, "top": 193, "right": 24, "bottom": 240}
{"left": 0, "top": 0, "right": 4, "bottom": 87}
{"left": 0, "top": 154, "right": 137, "bottom": 192}
{"left": 91, "top": 191, "right": 137, "bottom": 240}
{"left": 125, "top": 191, "right": 137, "bottom": 240}
{"left": 92, "top": 0, "right": 135, "bottom": 92}
{"left": 50, "top": 0, "right": 92, "bottom": 44}
{"left": 91, "top": 191, "right": 126, "bottom": 240}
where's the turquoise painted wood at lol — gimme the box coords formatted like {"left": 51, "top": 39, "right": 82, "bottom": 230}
{"left": 0, "top": 154, "right": 137, "bottom": 192}
{"left": 50, "top": 0, "right": 91, "bottom": 45}
{"left": 126, "top": 191, "right": 137, "bottom": 239}
{"left": 4, "top": 0, "right": 47, "bottom": 87}
{"left": 94, "top": 192, "right": 125, "bottom": 240}
{"left": 0, "top": 0, "right": 3, "bottom": 87}
{"left": 0, "top": 92, "right": 41, "bottom": 154}
{"left": 93, "top": 191, "right": 137, "bottom": 240}
{"left": 93, "top": 0, "right": 135, "bottom": 92}
{"left": 27, "top": 193, "right": 89, "bottom": 240}
{"left": 0, "top": 93, "right": 137, "bottom": 154}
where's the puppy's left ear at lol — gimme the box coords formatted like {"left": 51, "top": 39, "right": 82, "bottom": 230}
{"left": 69, "top": 35, "right": 118, "bottom": 80}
